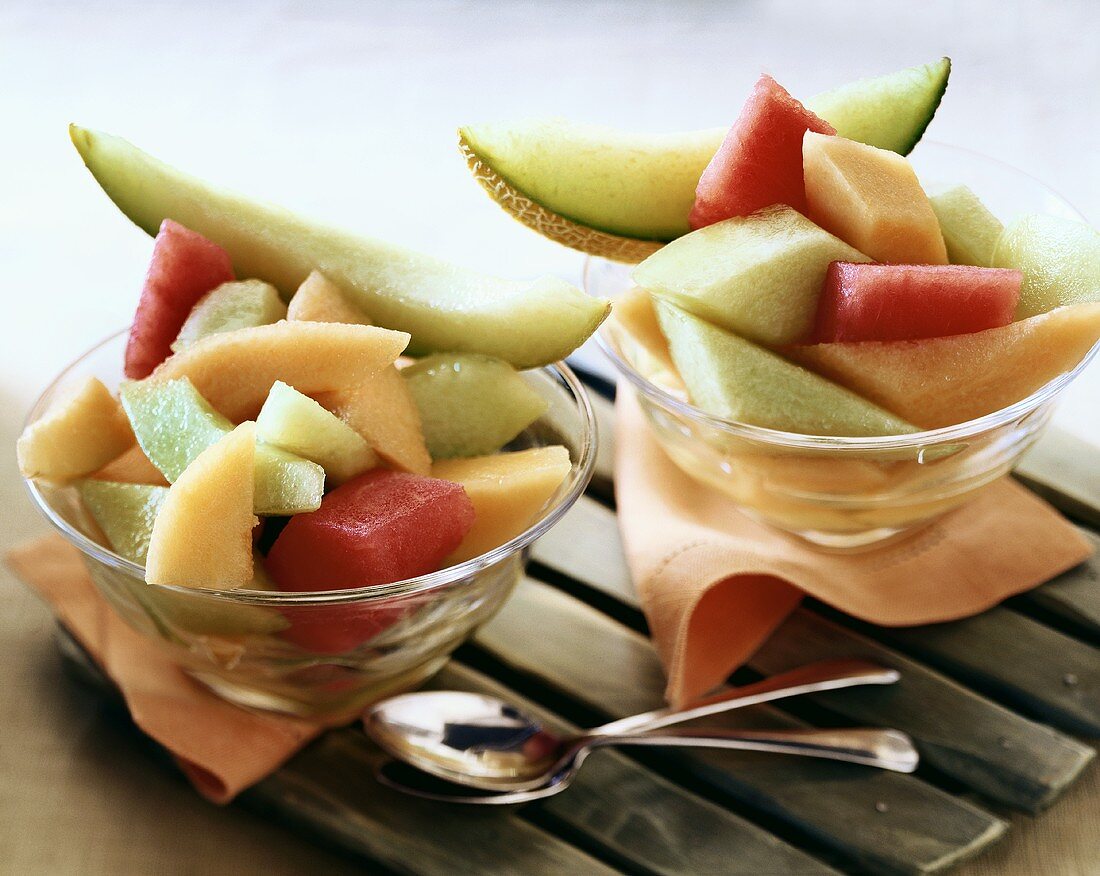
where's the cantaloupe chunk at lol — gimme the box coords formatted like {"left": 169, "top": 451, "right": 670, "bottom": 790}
{"left": 787, "top": 302, "right": 1100, "bottom": 429}
{"left": 17, "top": 376, "right": 135, "bottom": 482}
{"left": 287, "top": 270, "right": 373, "bottom": 324}
{"left": 433, "top": 446, "right": 572, "bottom": 563}
{"left": 89, "top": 444, "right": 169, "bottom": 486}
{"left": 612, "top": 288, "right": 676, "bottom": 373}
{"left": 145, "top": 422, "right": 257, "bottom": 589}
{"left": 803, "top": 132, "right": 947, "bottom": 265}
{"left": 316, "top": 367, "right": 431, "bottom": 475}
{"left": 146, "top": 321, "right": 409, "bottom": 421}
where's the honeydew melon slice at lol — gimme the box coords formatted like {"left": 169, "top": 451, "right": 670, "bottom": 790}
{"left": 70, "top": 126, "right": 608, "bottom": 367}
{"left": 991, "top": 214, "right": 1100, "bottom": 319}
{"left": 656, "top": 301, "right": 916, "bottom": 437}
{"left": 458, "top": 59, "right": 950, "bottom": 256}
{"left": 403, "top": 354, "right": 549, "bottom": 459}
{"left": 787, "top": 303, "right": 1100, "bottom": 429}
{"left": 145, "top": 422, "right": 257, "bottom": 590}
{"left": 256, "top": 381, "right": 379, "bottom": 484}
{"left": 79, "top": 480, "right": 168, "bottom": 564}
{"left": 172, "top": 279, "right": 287, "bottom": 352}
{"left": 929, "top": 185, "right": 1004, "bottom": 267}
{"left": 433, "top": 446, "right": 572, "bottom": 563}
{"left": 286, "top": 270, "right": 372, "bottom": 325}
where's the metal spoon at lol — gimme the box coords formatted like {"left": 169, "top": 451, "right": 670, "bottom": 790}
{"left": 375, "top": 725, "right": 918, "bottom": 805}
{"left": 365, "top": 659, "right": 907, "bottom": 793}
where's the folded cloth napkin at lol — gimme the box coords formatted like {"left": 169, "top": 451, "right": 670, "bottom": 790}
{"left": 615, "top": 390, "right": 1094, "bottom": 707}
{"left": 6, "top": 535, "right": 335, "bottom": 803}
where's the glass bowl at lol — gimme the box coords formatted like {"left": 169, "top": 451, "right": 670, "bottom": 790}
{"left": 591, "top": 142, "right": 1099, "bottom": 550}
{"left": 24, "top": 331, "right": 596, "bottom": 718}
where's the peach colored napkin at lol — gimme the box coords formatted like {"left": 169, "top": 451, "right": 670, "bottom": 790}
{"left": 6, "top": 535, "right": 338, "bottom": 804}
{"left": 615, "top": 391, "right": 1094, "bottom": 707}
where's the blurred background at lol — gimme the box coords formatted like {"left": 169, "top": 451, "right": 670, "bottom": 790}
{"left": 1, "top": 1, "right": 1097, "bottom": 872}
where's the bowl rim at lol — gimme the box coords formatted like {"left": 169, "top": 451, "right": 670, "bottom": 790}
{"left": 23, "top": 330, "right": 598, "bottom": 606}
{"left": 590, "top": 140, "right": 1100, "bottom": 451}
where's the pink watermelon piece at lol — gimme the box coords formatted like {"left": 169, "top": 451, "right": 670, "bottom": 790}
{"left": 124, "top": 219, "right": 235, "bottom": 379}
{"left": 266, "top": 469, "right": 475, "bottom": 653}
{"left": 814, "top": 262, "right": 1022, "bottom": 343}
{"left": 690, "top": 74, "right": 835, "bottom": 230}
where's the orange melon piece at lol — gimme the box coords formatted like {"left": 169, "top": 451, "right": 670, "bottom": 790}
{"left": 803, "top": 132, "right": 947, "bottom": 265}
{"left": 17, "top": 376, "right": 135, "bottom": 482}
{"left": 613, "top": 288, "right": 675, "bottom": 372}
{"left": 146, "top": 320, "right": 409, "bottom": 421}
{"left": 146, "top": 421, "right": 257, "bottom": 589}
{"left": 315, "top": 367, "right": 431, "bottom": 475}
{"left": 787, "top": 302, "right": 1100, "bottom": 429}
{"left": 433, "top": 446, "right": 572, "bottom": 563}
{"left": 286, "top": 270, "right": 373, "bottom": 325}
{"left": 90, "top": 443, "right": 169, "bottom": 486}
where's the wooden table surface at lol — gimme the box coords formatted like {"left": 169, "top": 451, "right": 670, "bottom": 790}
{"left": 1, "top": 2, "right": 1099, "bottom": 873}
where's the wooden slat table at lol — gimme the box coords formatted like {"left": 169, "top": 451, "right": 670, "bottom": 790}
{"left": 57, "top": 370, "right": 1100, "bottom": 876}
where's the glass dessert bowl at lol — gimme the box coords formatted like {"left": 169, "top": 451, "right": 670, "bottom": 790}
{"left": 591, "top": 143, "right": 1099, "bottom": 550}
{"left": 25, "top": 331, "right": 596, "bottom": 718}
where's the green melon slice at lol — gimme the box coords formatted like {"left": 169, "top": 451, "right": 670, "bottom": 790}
{"left": 172, "top": 279, "right": 287, "bottom": 352}
{"left": 70, "top": 126, "right": 608, "bottom": 368}
{"left": 656, "top": 301, "right": 916, "bottom": 437}
{"left": 991, "top": 214, "right": 1100, "bottom": 319}
{"left": 805, "top": 58, "right": 951, "bottom": 155}
{"left": 403, "top": 354, "right": 549, "bottom": 459}
{"left": 79, "top": 480, "right": 168, "bottom": 564}
{"left": 929, "top": 185, "right": 1004, "bottom": 267}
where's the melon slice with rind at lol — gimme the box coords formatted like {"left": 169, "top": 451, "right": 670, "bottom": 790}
{"left": 403, "top": 354, "right": 549, "bottom": 459}
{"left": 257, "top": 381, "right": 378, "bottom": 484}
{"left": 79, "top": 480, "right": 168, "bottom": 565}
{"left": 70, "top": 126, "right": 608, "bottom": 367}
{"left": 804, "top": 57, "right": 951, "bottom": 155}
{"left": 656, "top": 300, "right": 916, "bottom": 437}
{"left": 287, "top": 270, "right": 373, "bottom": 324}
{"left": 433, "top": 446, "right": 572, "bottom": 563}
{"left": 787, "top": 303, "right": 1100, "bottom": 429}
{"left": 18, "top": 376, "right": 136, "bottom": 482}
{"left": 929, "top": 185, "right": 1004, "bottom": 267}
{"left": 90, "top": 443, "right": 169, "bottom": 487}
{"left": 172, "top": 279, "right": 286, "bottom": 352}
{"left": 991, "top": 214, "right": 1100, "bottom": 319}
{"left": 146, "top": 422, "right": 257, "bottom": 590}
{"left": 633, "top": 205, "right": 869, "bottom": 347}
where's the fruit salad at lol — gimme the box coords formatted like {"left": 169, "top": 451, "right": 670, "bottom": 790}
{"left": 18, "top": 130, "right": 603, "bottom": 714}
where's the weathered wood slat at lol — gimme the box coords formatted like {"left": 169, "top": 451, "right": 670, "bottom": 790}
{"left": 474, "top": 578, "right": 1008, "bottom": 875}
{"left": 1012, "top": 529, "right": 1100, "bottom": 641}
{"left": 532, "top": 495, "right": 1097, "bottom": 812}
{"left": 434, "top": 664, "right": 840, "bottom": 876}
{"left": 1015, "top": 427, "right": 1100, "bottom": 528}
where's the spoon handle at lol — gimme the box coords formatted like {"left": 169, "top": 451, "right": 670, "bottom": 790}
{"left": 591, "top": 658, "right": 899, "bottom": 737}
{"left": 587, "top": 727, "right": 920, "bottom": 773}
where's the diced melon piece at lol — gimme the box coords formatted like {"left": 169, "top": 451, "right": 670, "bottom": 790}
{"left": 814, "top": 262, "right": 1020, "bottom": 342}
{"left": 612, "top": 288, "right": 676, "bottom": 373}
{"left": 172, "top": 279, "right": 286, "bottom": 351}
{"left": 929, "top": 185, "right": 1004, "bottom": 267}
{"left": 146, "top": 320, "right": 409, "bottom": 421}
{"left": 403, "top": 354, "right": 549, "bottom": 459}
{"left": 656, "top": 301, "right": 916, "bottom": 436}
{"left": 433, "top": 446, "right": 572, "bottom": 563}
{"left": 787, "top": 303, "right": 1100, "bottom": 428}
{"left": 124, "top": 219, "right": 235, "bottom": 379}
{"left": 121, "top": 377, "right": 323, "bottom": 514}
{"left": 287, "top": 270, "right": 372, "bottom": 324}
{"left": 690, "top": 74, "right": 835, "bottom": 229}
{"left": 633, "top": 205, "right": 869, "bottom": 346}
{"left": 991, "top": 214, "right": 1100, "bottom": 319}
{"left": 79, "top": 480, "right": 168, "bottom": 564}
{"left": 89, "top": 443, "right": 169, "bottom": 486}
{"left": 257, "top": 381, "right": 378, "bottom": 484}
{"left": 316, "top": 367, "right": 431, "bottom": 475}
{"left": 146, "top": 422, "right": 257, "bottom": 589}
{"left": 18, "top": 376, "right": 135, "bottom": 482}
{"left": 803, "top": 132, "right": 947, "bottom": 265}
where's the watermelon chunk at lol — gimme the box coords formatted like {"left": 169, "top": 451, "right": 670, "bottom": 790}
{"left": 814, "top": 262, "right": 1021, "bottom": 343}
{"left": 125, "top": 220, "right": 235, "bottom": 379}
{"left": 266, "top": 469, "right": 475, "bottom": 652}
{"left": 689, "top": 75, "right": 835, "bottom": 230}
